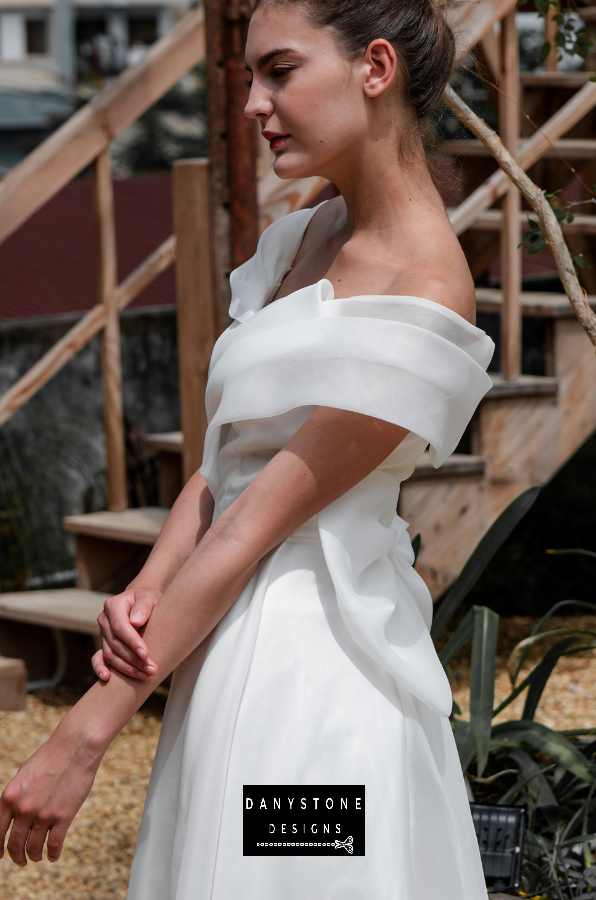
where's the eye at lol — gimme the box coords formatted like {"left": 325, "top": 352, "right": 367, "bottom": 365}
{"left": 245, "top": 78, "right": 253, "bottom": 88}
{"left": 271, "top": 66, "right": 293, "bottom": 79}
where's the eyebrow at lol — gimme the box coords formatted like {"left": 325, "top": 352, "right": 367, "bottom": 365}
{"left": 245, "top": 48, "right": 295, "bottom": 71}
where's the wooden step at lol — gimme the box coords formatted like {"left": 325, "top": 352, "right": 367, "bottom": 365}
{"left": 441, "top": 137, "right": 596, "bottom": 160}
{"left": 145, "top": 431, "right": 183, "bottom": 454}
{"left": 476, "top": 288, "right": 596, "bottom": 318}
{"left": 0, "top": 589, "right": 108, "bottom": 635}
{"left": 64, "top": 507, "right": 169, "bottom": 545}
{"left": 520, "top": 72, "right": 593, "bottom": 88}
{"left": 488, "top": 373, "right": 559, "bottom": 399}
{"left": 409, "top": 452, "right": 485, "bottom": 481}
{"left": 463, "top": 209, "right": 596, "bottom": 236}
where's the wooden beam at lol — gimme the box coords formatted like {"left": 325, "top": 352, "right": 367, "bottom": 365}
{"left": 462, "top": 209, "right": 596, "bottom": 235}
{"left": 449, "top": 80, "right": 596, "bottom": 236}
{"left": 447, "top": 0, "right": 518, "bottom": 59}
{"left": 226, "top": 0, "right": 259, "bottom": 272}
{"left": 441, "top": 138, "right": 596, "bottom": 159}
{"left": 499, "top": 9, "right": 521, "bottom": 380}
{"left": 0, "top": 5, "right": 205, "bottom": 246}
{"left": 543, "top": 5, "right": 559, "bottom": 73}
{"left": 205, "top": 0, "right": 233, "bottom": 337}
{"left": 0, "top": 235, "right": 176, "bottom": 428}
{"left": 173, "top": 160, "right": 215, "bottom": 484}
{"left": 94, "top": 149, "right": 127, "bottom": 512}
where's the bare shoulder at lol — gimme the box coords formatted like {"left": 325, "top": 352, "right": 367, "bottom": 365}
{"left": 385, "top": 229, "right": 477, "bottom": 326}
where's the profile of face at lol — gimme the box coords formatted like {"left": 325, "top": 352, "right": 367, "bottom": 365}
{"left": 244, "top": 2, "right": 402, "bottom": 182}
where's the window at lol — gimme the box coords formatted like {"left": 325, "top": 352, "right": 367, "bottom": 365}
{"left": 26, "top": 20, "right": 47, "bottom": 55}
{"left": 128, "top": 16, "right": 157, "bottom": 46}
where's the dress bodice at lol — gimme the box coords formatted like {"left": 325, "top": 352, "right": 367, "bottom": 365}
{"left": 199, "top": 204, "right": 495, "bottom": 718}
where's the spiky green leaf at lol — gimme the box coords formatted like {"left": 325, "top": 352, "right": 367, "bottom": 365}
{"left": 470, "top": 606, "right": 499, "bottom": 776}
{"left": 430, "top": 487, "right": 540, "bottom": 640}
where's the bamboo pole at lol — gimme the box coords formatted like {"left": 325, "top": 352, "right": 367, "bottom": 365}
{"left": 499, "top": 9, "right": 522, "bottom": 380}
{"left": 449, "top": 80, "right": 596, "bottom": 236}
{"left": 443, "top": 85, "right": 596, "bottom": 350}
{"left": 173, "top": 160, "right": 215, "bottom": 483}
{"left": 94, "top": 149, "right": 127, "bottom": 512}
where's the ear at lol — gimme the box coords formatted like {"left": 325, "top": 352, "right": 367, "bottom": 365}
{"left": 362, "top": 39, "right": 398, "bottom": 99}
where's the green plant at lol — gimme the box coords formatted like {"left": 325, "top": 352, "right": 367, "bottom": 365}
{"left": 431, "top": 489, "right": 596, "bottom": 896}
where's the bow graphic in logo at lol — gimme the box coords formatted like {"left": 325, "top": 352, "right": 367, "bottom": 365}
{"left": 333, "top": 836, "right": 354, "bottom": 854}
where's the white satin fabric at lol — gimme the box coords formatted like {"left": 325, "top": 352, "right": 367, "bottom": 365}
{"left": 127, "top": 203, "right": 495, "bottom": 900}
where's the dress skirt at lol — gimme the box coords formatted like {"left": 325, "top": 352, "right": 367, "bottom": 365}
{"left": 126, "top": 525, "right": 487, "bottom": 900}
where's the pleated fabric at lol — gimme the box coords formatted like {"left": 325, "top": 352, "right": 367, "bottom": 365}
{"left": 127, "top": 202, "right": 495, "bottom": 900}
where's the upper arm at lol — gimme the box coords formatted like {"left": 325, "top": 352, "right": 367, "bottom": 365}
{"left": 210, "top": 406, "right": 408, "bottom": 563}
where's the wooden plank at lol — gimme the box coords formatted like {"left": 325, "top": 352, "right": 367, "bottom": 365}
{"left": 0, "top": 305, "right": 105, "bottom": 427}
{"left": 94, "top": 149, "right": 127, "bottom": 512}
{"left": 499, "top": 8, "right": 521, "bottom": 380}
{"left": 476, "top": 287, "right": 596, "bottom": 317}
{"left": 205, "top": 0, "right": 233, "bottom": 336}
{"left": 226, "top": 0, "right": 259, "bottom": 271}
{"left": 0, "top": 234, "right": 175, "bottom": 428}
{"left": 173, "top": 159, "right": 215, "bottom": 484}
{"left": 145, "top": 431, "right": 183, "bottom": 453}
{"left": 449, "top": 80, "right": 596, "bottom": 236}
{"left": 0, "top": 5, "right": 205, "bottom": 246}
{"left": 0, "top": 589, "right": 108, "bottom": 635}
{"left": 0, "top": 656, "right": 27, "bottom": 711}
{"left": 520, "top": 71, "right": 593, "bottom": 87}
{"left": 441, "top": 138, "right": 596, "bottom": 158}
{"left": 115, "top": 234, "right": 176, "bottom": 310}
{"left": 463, "top": 208, "right": 596, "bottom": 234}
{"left": 409, "top": 452, "right": 486, "bottom": 481}
{"left": 488, "top": 374, "right": 559, "bottom": 399}
{"left": 447, "top": 0, "right": 517, "bottom": 59}
{"left": 544, "top": 5, "right": 558, "bottom": 73}
{"left": 64, "top": 508, "right": 168, "bottom": 544}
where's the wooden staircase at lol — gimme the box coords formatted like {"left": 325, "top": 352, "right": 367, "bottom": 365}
{"left": 0, "top": 0, "right": 596, "bottom": 690}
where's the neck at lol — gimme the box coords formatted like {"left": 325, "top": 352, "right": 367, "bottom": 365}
{"left": 328, "top": 123, "right": 445, "bottom": 242}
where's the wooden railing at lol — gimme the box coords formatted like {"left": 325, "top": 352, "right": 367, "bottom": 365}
{"left": 0, "top": 0, "right": 594, "bottom": 513}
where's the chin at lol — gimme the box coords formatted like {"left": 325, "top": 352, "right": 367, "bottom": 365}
{"left": 272, "top": 151, "right": 326, "bottom": 181}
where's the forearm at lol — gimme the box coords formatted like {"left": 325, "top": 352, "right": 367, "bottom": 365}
{"left": 128, "top": 468, "right": 215, "bottom": 594}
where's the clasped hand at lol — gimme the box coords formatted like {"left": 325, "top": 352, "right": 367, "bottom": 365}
{"left": 92, "top": 586, "right": 161, "bottom": 682}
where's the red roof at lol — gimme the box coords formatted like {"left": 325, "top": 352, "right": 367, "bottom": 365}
{"left": 0, "top": 173, "right": 175, "bottom": 322}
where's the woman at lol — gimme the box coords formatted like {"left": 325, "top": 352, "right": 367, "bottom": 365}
{"left": 0, "top": 1, "right": 495, "bottom": 897}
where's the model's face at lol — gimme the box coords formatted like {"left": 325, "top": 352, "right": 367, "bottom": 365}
{"left": 245, "top": 4, "right": 393, "bottom": 181}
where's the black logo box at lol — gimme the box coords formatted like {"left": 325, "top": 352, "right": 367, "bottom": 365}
{"left": 243, "top": 785, "right": 365, "bottom": 857}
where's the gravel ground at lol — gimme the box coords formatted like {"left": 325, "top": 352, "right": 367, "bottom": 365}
{"left": 0, "top": 616, "right": 594, "bottom": 899}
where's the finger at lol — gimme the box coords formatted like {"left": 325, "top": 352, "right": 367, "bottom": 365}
{"left": 106, "top": 604, "right": 152, "bottom": 660}
{"left": 91, "top": 649, "right": 111, "bottom": 682}
{"left": 26, "top": 819, "right": 52, "bottom": 863}
{"left": 0, "top": 801, "right": 13, "bottom": 859}
{"left": 102, "top": 646, "right": 151, "bottom": 681}
{"left": 101, "top": 619, "right": 157, "bottom": 674}
{"left": 47, "top": 819, "right": 69, "bottom": 863}
{"left": 129, "top": 593, "right": 158, "bottom": 629}
{"left": 7, "top": 817, "right": 33, "bottom": 867}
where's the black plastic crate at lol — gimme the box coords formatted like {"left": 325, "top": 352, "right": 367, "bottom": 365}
{"left": 470, "top": 803, "right": 526, "bottom": 891}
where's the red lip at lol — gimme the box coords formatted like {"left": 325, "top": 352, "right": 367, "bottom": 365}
{"left": 262, "top": 131, "right": 291, "bottom": 151}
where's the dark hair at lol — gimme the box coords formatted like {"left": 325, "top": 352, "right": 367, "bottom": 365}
{"left": 252, "top": 0, "right": 455, "bottom": 121}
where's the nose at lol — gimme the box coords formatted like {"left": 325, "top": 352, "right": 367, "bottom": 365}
{"left": 244, "top": 80, "right": 274, "bottom": 121}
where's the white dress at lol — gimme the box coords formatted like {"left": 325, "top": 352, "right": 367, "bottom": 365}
{"left": 127, "top": 202, "right": 495, "bottom": 900}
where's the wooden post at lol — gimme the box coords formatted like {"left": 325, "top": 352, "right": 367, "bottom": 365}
{"left": 173, "top": 159, "right": 215, "bottom": 484}
{"left": 499, "top": 9, "right": 522, "bottom": 381}
{"left": 205, "top": 0, "right": 258, "bottom": 336}
{"left": 544, "top": 5, "right": 559, "bottom": 73}
{"left": 93, "top": 149, "right": 127, "bottom": 511}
